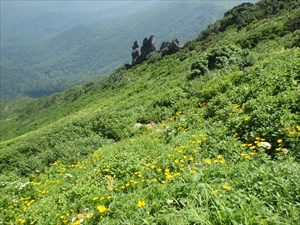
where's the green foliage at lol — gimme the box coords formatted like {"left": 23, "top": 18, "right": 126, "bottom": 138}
{"left": 189, "top": 57, "right": 209, "bottom": 80}
{"left": 146, "top": 51, "right": 162, "bottom": 64}
{"left": 285, "top": 11, "right": 300, "bottom": 32}
{"left": 188, "top": 44, "right": 256, "bottom": 80}
{"left": 238, "top": 24, "right": 287, "bottom": 48}
{"left": 1, "top": 1, "right": 300, "bottom": 224}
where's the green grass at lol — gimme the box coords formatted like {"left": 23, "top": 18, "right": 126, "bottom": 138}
{"left": 0, "top": 0, "right": 300, "bottom": 224}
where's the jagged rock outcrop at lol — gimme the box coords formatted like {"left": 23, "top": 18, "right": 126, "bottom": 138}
{"left": 131, "top": 35, "right": 156, "bottom": 65}
{"left": 140, "top": 35, "right": 156, "bottom": 58}
{"left": 130, "top": 35, "right": 181, "bottom": 66}
{"left": 131, "top": 41, "right": 141, "bottom": 64}
{"left": 160, "top": 39, "right": 182, "bottom": 56}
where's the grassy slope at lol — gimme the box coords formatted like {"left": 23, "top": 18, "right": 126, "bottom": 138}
{"left": 0, "top": 0, "right": 300, "bottom": 224}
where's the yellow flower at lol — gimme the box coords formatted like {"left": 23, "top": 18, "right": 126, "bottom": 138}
{"left": 204, "top": 159, "right": 211, "bottom": 165}
{"left": 277, "top": 139, "right": 283, "bottom": 143}
{"left": 289, "top": 131, "right": 295, "bottom": 135}
{"left": 212, "top": 190, "right": 218, "bottom": 194}
{"left": 86, "top": 214, "right": 92, "bottom": 219}
{"left": 244, "top": 116, "right": 249, "bottom": 121}
{"left": 222, "top": 185, "right": 231, "bottom": 190}
{"left": 137, "top": 200, "right": 146, "bottom": 207}
{"left": 220, "top": 159, "right": 226, "bottom": 164}
{"left": 146, "top": 211, "right": 150, "bottom": 215}
{"left": 16, "top": 218, "right": 26, "bottom": 224}
{"left": 217, "top": 155, "right": 222, "bottom": 159}
{"left": 93, "top": 196, "right": 99, "bottom": 201}
{"left": 190, "top": 169, "right": 197, "bottom": 174}
{"left": 97, "top": 205, "right": 108, "bottom": 213}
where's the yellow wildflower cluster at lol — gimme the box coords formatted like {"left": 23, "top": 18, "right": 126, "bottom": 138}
{"left": 205, "top": 155, "right": 226, "bottom": 165}
{"left": 242, "top": 137, "right": 272, "bottom": 151}
{"left": 16, "top": 218, "right": 26, "bottom": 224}
{"left": 177, "top": 122, "right": 188, "bottom": 131}
{"left": 134, "top": 171, "right": 143, "bottom": 178}
{"left": 164, "top": 168, "right": 180, "bottom": 180}
{"left": 188, "top": 133, "right": 206, "bottom": 147}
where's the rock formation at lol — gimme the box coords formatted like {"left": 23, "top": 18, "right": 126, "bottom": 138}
{"left": 160, "top": 39, "right": 182, "bottom": 56}
{"left": 131, "top": 41, "right": 141, "bottom": 64}
{"left": 130, "top": 35, "right": 181, "bottom": 66}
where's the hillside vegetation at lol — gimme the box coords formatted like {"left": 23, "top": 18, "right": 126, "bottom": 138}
{"left": 0, "top": 0, "right": 300, "bottom": 224}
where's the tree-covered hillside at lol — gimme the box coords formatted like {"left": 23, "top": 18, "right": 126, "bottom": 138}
{"left": 0, "top": 1, "right": 247, "bottom": 99}
{"left": 0, "top": 0, "right": 299, "bottom": 224}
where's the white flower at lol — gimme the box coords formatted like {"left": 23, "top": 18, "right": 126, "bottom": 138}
{"left": 65, "top": 173, "right": 73, "bottom": 178}
{"left": 260, "top": 142, "right": 271, "bottom": 148}
{"left": 79, "top": 216, "right": 84, "bottom": 223}
{"left": 18, "top": 181, "right": 30, "bottom": 190}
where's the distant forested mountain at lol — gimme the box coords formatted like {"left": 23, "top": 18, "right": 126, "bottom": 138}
{"left": 1, "top": 1, "right": 254, "bottom": 99}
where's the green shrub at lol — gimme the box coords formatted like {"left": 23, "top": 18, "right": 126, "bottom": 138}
{"left": 146, "top": 52, "right": 162, "bottom": 64}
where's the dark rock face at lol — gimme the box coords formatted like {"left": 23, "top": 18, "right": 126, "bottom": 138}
{"left": 160, "top": 39, "right": 182, "bottom": 56}
{"left": 140, "top": 35, "right": 157, "bottom": 63}
{"left": 132, "top": 41, "right": 141, "bottom": 64}
{"left": 131, "top": 35, "right": 156, "bottom": 65}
